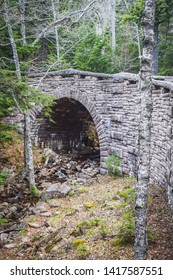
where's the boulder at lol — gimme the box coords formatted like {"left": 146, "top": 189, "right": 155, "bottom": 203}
{"left": 55, "top": 171, "right": 68, "bottom": 182}
{"left": 41, "top": 183, "right": 71, "bottom": 201}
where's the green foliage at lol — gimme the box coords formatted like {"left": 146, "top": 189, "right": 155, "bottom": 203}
{"left": 120, "top": 0, "right": 173, "bottom": 75}
{"left": 148, "top": 195, "right": 153, "bottom": 205}
{"left": 77, "top": 218, "right": 101, "bottom": 230}
{"left": 84, "top": 202, "right": 95, "bottom": 209}
{"left": 114, "top": 185, "right": 136, "bottom": 246}
{"left": 158, "top": 33, "right": 173, "bottom": 75}
{"left": 105, "top": 154, "right": 121, "bottom": 176}
{"left": 119, "top": 187, "right": 136, "bottom": 203}
{"left": 99, "top": 224, "right": 108, "bottom": 239}
{"left": 147, "top": 228, "right": 157, "bottom": 242}
{"left": 0, "top": 68, "right": 55, "bottom": 121}
{"left": 72, "top": 238, "right": 86, "bottom": 248}
{"left": 0, "top": 218, "right": 11, "bottom": 224}
{"left": 73, "top": 33, "right": 114, "bottom": 73}
{"left": 76, "top": 245, "right": 89, "bottom": 259}
{"left": 0, "top": 0, "right": 172, "bottom": 100}
{"left": 30, "top": 184, "right": 40, "bottom": 198}
{"left": 0, "top": 172, "right": 9, "bottom": 184}
{"left": 115, "top": 186, "right": 157, "bottom": 247}
{"left": 17, "top": 44, "right": 40, "bottom": 58}
{"left": 0, "top": 123, "right": 16, "bottom": 144}
{"left": 0, "top": 70, "right": 30, "bottom": 112}
{"left": 116, "top": 208, "right": 135, "bottom": 245}
{"left": 121, "top": 0, "right": 144, "bottom": 24}
{"left": 0, "top": 70, "right": 16, "bottom": 117}
{"left": 155, "top": 0, "right": 173, "bottom": 25}
{"left": 121, "top": 0, "right": 173, "bottom": 25}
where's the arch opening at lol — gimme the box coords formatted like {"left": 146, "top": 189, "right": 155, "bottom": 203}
{"left": 37, "top": 98, "right": 100, "bottom": 161}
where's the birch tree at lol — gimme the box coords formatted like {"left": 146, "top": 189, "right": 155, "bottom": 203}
{"left": 109, "top": 0, "right": 116, "bottom": 51}
{"left": 3, "top": 0, "right": 36, "bottom": 189}
{"left": 134, "top": 0, "right": 155, "bottom": 259}
{"left": 51, "top": 0, "right": 60, "bottom": 60}
{"left": 19, "top": 0, "right": 26, "bottom": 46}
{"left": 18, "top": 0, "right": 36, "bottom": 188}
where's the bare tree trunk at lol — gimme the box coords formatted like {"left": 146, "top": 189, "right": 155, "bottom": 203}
{"left": 3, "top": 0, "right": 21, "bottom": 80}
{"left": 51, "top": 0, "right": 60, "bottom": 59}
{"left": 152, "top": 22, "right": 158, "bottom": 75}
{"left": 19, "top": 0, "right": 26, "bottom": 45}
{"left": 3, "top": 0, "right": 36, "bottom": 189}
{"left": 109, "top": 0, "right": 116, "bottom": 51}
{"left": 19, "top": 0, "right": 36, "bottom": 189}
{"left": 24, "top": 111, "right": 35, "bottom": 187}
{"left": 134, "top": 23, "right": 142, "bottom": 66}
{"left": 134, "top": 0, "right": 155, "bottom": 260}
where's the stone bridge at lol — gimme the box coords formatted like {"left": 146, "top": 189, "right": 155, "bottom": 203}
{"left": 28, "top": 69, "right": 173, "bottom": 209}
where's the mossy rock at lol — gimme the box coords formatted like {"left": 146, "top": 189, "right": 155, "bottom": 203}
{"left": 47, "top": 214, "right": 60, "bottom": 228}
{"left": 72, "top": 239, "right": 86, "bottom": 248}
{"left": 84, "top": 203, "right": 95, "bottom": 209}
{"left": 77, "top": 186, "right": 87, "bottom": 194}
{"left": 65, "top": 208, "right": 77, "bottom": 216}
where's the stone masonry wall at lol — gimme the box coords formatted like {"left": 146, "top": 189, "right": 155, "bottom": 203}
{"left": 150, "top": 81, "right": 173, "bottom": 209}
{"left": 28, "top": 72, "right": 140, "bottom": 175}
{"left": 4, "top": 70, "right": 173, "bottom": 210}
{"left": 28, "top": 71, "right": 173, "bottom": 210}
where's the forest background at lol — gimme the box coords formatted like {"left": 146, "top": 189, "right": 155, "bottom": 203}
{"left": 1, "top": 0, "right": 173, "bottom": 120}
{"left": 1, "top": 0, "right": 173, "bottom": 77}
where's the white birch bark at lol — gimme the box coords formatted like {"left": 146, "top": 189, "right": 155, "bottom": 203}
{"left": 51, "top": 0, "right": 60, "bottom": 60}
{"left": 109, "top": 0, "right": 116, "bottom": 51}
{"left": 134, "top": 0, "right": 155, "bottom": 260}
{"left": 24, "top": 110, "right": 35, "bottom": 187}
{"left": 152, "top": 22, "right": 158, "bottom": 75}
{"left": 3, "top": 0, "right": 36, "bottom": 188}
{"left": 3, "top": 0, "right": 21, "bottom": 80}
{"left": 19, "top": 0, "right": 26, "bottom": 45}
{"left": 134, "top": 23, "right": 142, "bottom": 66}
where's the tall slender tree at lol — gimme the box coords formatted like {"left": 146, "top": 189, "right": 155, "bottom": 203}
{"left": 134, "top": 0, "right": 155, "bottom": 259}
{"left": 51, "top": 0, "right": 60, "bottom": 60}
{"left": 19, "top": 0, "right": 26, "bottom": 46}
{"left": 3, "top": 0, "right": 36, "bottom": 188}
{"left": 109, "top": 0, "right": 116, "bottom": 51}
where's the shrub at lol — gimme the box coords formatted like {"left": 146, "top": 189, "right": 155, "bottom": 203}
{"left": 0, "top": 218, "right": 11, "bottom": 224}
{"left": 76, "top": 245, "right": 89, "bottom": 259}
{"left": 0, "top": 172, "right": 9, "bottom": 184}
{"left": 105, "top": 154, "right": 121, "bottom": 176}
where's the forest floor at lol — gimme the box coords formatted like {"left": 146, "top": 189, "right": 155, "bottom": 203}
{"left": 1, "top": 175, "right": 173, "bottom": 260}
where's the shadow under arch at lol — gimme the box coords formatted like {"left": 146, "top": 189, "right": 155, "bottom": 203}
{"left": 37, "top": 96, "right": 110, "bottom": 173}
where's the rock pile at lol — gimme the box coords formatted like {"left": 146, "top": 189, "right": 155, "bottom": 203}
{"left": 0, "top": 149, "right": 100, "bottom": 248}
{"left": 36, "top": 149, "right": 100, "bottom": 200}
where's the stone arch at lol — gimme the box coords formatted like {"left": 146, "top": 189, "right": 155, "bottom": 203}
{"left": 36, "top": 92, "right": 110, "bottom": 173}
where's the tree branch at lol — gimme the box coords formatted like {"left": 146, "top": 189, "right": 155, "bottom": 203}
{"left": 32, "top": 1, "right": 96, "bottom": 46}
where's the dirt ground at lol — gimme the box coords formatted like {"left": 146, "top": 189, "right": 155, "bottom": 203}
{"left": 1, "top": 176, "right": 173, "bottom": 260}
